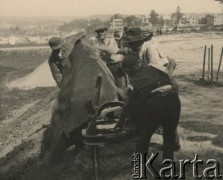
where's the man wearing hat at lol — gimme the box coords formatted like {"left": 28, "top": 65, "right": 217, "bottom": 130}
{"left": 115, "top": 55, "right": 181, "bottom": 163}
{"left": 48, "top": 37, "right": 68, "bottom": 88}
{"left": 121, "top": 27, "right": 176, "bottom": 77}
{"left": 95, "top": 25, "right": 126, "bottom": 89}
{"left": 115, "top": 27, "right": 181, "bottom": 150}
{"left": 95, "top": 25, "right": 120, "bottom": 55}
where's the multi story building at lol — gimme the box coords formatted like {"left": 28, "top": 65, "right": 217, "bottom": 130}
{"left": 139, "top": 15, "right": 150, "bottom": 26}
{"left": 110, "top": 17, "right": 124, "bottom": 29}
{"left": 206, "top": 15, "right": 215, "bottom": 26}
{"left": 214, "top": 14, "right": 223, "bottom": 25}
{"left": 187, "top": 16, "right": 199, "bottom": 25}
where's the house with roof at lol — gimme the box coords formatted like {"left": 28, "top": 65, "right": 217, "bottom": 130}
{"left": 163, "top": 15, "right": 176, "bottom": 27}
{"left": 187, "top": 16, "right": 199, "bottom": 25}
{"left": 0, "top": 37, "right": 8, "bottom": 45}
{"left": 138, "top": 15, "right": 150, "bottom": 26}
{"left": 206, "top": 15, "right": 215, "bottom": 26}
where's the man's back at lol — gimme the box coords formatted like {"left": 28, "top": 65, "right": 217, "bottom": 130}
{"left": 131, "top": 66, "right": 171, "bottom": 94}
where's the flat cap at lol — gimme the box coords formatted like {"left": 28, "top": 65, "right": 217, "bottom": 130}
{"left": 48, "top": 37, "right": 62, "bottom": 50}
{"left": 95, "top": 25, "right": 108, "bottom": 32}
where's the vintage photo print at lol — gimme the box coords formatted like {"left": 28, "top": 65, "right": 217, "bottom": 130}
{"left": 0, "top": 0, "right": 222, "bottom": 179}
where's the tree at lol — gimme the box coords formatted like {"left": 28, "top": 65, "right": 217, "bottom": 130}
{"left": 158, "top": 16, "right": 164, "bottom": 28}
{"left": 135, "top": 18, "right": 143, "bottom": 26}
{"left": 149, "top": 10, "right": 159, "bottom": 26}
{"left": 124, "top": 15, "right": 141, "bottom": 27}
{"left": 113, "top": 14, "right": 123, "bottom": 19}
{"left": 172, "top": 6, "right": 183, "bottom": 26}
{"left": 110, "top": 14, "right": 123, "bottom": 22}
{"left": 215, "top": 0, "right": 223, "bottom": 3}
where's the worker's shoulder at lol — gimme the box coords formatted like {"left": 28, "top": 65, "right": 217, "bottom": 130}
{"left": 61, "top": 40, "right": 69, "bottom": 50}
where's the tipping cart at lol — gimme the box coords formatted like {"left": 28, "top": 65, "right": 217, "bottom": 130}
{"left": 82, "top": 76, "right": 138, "bottom": 180}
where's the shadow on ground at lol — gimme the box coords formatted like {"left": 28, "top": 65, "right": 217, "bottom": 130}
{"left": 180, "top": 121, "right": 223, "bottom": 148}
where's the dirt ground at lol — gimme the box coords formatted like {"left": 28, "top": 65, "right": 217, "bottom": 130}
{"left": 0, "top": 32, "right": 223, "bottom": 180}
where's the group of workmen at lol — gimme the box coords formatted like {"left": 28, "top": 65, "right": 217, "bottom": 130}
{"left": 48, "top": 25, "right": 181, "bottom": 162}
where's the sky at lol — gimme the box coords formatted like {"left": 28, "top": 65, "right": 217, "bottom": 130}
{"left": 0, "top": 0, "right": 222, "bottom": 17}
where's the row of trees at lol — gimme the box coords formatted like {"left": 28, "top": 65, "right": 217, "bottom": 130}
{"left": 112, "top": 12, "right": 164, "bottom": 27}
{"left": 111, "top": 6, "right": 183, "bottom": 28}
{"left": 59, "top": 1, "right": 222, "bottom": 33}
{"left": 59, "top": 6, "right": 183, "bottom": 32}
{"left": 215, "top": 0, "right": 223, "bottom": 3}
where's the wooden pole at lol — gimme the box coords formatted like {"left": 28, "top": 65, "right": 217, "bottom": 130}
{"left": 211, "top": 45, "right": 213, "bottom": 81}
{"left": 208, "top": 48, "right": 210, "bottom": 81}
{"left": 93, "top": 146, "right": 99, "bottom": 180}
{"left": 202, "top": 45, "right": 207, "bottom": 80}
{"left": 216, "top": 46, "right": 223, "bottom": 81}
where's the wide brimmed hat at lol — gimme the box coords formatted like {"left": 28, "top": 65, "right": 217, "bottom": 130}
{"left": 124, "top": 27, "right": 153, "bottom": 43}
{"left": 48, "top": 37, "right": 62, "bottom": 50}
{"left": 95, "top": 25, "right": 108, "bottom": 32}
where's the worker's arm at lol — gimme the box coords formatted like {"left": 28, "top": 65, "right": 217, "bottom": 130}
{"left": 166, "top": 56, "right": 176, "bottom": 77}
{"left": 48, "top": 60, "right": 62, "bottom": 87}
{"left": 114, "top": 85, "right": 134, "bottom": 130}
{"left": 166, "top": 57, "right": 179, "bottom": 92}
{"left": 98, "top": 37, "right": 119, "bottom": 54}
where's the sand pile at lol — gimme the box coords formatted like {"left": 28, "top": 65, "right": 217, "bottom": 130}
{"left": 6, "top": 60, "right": 56, "bottom": 89}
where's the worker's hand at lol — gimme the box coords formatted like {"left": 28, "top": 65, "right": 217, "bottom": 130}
{"left": 124, "top": 47, "right": 132, "bottom": 55}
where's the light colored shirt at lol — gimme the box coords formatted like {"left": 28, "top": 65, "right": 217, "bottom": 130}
{"left": 96, "top": 35, "right": 119, "bottom": 54}
{"left": 139, "top": 40, "right": 169, "bottom": 73}
{"left": 96, "top": 35, "right": 123, "bottom": 62}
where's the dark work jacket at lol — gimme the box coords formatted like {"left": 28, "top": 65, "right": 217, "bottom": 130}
{"left": 131, "top": 65, "right": 171, "bottom": 95}
{"left": 118, "top": 65, "right": 173, "bottom": 128}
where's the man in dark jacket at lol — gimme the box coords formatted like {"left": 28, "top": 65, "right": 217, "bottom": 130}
{"left": 116, "top": 27, "right": 181, "bottom": 151}
{"left": 115, "top": 55, "right": 181, "bottom": 161}
{"left": 48, "top": 37, "right": 68, "bottom": 88}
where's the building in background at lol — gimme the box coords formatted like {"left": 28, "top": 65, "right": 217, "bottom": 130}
{"left": 110, "top": 17, "right": 124, "bottom": 29}
{"left": 139, "top": 15, "right": 150, "bottom": 26}
{"left": 163, "top": 15, "right": 176, "bottom": 26}
{"left": 8, "top": 36, "right": 16, "bottom": 45}
{"left": 206, "top": 15, "right": 215, "bottom": 26}
{"left": 214, "top": 14, "right": 223, "bottom": 25}
{"left": 187, "top": 16, "right": 199, "bottom": 25}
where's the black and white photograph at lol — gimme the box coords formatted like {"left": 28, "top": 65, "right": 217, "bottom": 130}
{"left": 0, "top": 0, "right": 223, "bottom": 179}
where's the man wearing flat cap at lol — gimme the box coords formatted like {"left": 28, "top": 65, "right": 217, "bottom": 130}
{"left": 95, "top": 25, "right": 119, "bottom": 55}
{"left": 95, "top": 25, "right": 126, "bottom": 89}
{"left": 48, "top": 37, "right": 68, "bottom": 88}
